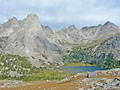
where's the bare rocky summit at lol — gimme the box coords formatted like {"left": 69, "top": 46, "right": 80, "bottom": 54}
{"left": 0, "top": 14, "right": 120, "bottom": 67}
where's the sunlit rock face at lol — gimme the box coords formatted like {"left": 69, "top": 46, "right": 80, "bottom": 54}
{"left": 0, "top": 14, "right": 120, "bottom": 67}
{"left": 0, "top": 14, "right": 64, "bottom": 67}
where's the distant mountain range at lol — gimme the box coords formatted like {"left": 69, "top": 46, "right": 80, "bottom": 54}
{"left": 0, "top": 14, "right": 120, "bottom": 67}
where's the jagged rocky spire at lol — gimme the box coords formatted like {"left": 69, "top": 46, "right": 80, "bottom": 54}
{"left": 3, "top": 17, "right": 19, "bottom": 28}
{"left": 23, "top": 14, "right": 41, "bottom": 28}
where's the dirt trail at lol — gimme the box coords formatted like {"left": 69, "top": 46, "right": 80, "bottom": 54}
{"left": 0, "top": 76, "right": 85, "bottom": 90}
{"left": 0, "top": 71, "right": 120, "bottom": 90}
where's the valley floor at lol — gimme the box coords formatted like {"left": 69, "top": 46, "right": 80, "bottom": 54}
{"left": 0, "top": 69, "right": 120, "bottom": 90}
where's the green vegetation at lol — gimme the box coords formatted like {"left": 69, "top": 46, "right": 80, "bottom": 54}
{"left": 63, "top": 46, "right": 120, "bottom": 69}
{"left": 0, "top": 54, "right": 73, "bottom": 81}
{"left": 0, "top": 54, "right": 32, "bottom": 77}
{"left": 98, "top": 53, "right": 120, "bottom": 68}
{"left": 0, "top": 69, "right": 73, "bottom": 81}
{"left": 20, "top": 70, "right": 72, "bottom": 81}
{"left": 63, "top": 48, "right": 96, "bottom": 64}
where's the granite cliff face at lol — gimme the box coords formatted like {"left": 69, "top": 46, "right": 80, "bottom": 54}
{"left": 0, "top": 14, "right": 120, "bottom": 67}
{"left": 0, "top": 14, "right": 64, "bottom": 67}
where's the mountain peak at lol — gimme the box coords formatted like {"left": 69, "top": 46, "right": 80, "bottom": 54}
{"left": 44, "top": 26, "right": 51, "bottom": 30}
{"left": 68, "top": 25, "right": 77, "bottom": 30}
{"left": 81, "top": 24, "right": 101, "bottom": 30}
{"left": 23, "top": 14, "right": 41, "bottom": 28}
{"left": 104, "top": 21, "right": 116, "bottom": 26}
{"left": 7, "top": 17, "right": 18, "bottom": 24}
{"left": 26, "top": 14, "right": 39, "bottom": 20}
{"left": 3, "top": 16, "right": 19, "bottom": 28}
{"left": 103, "top": 21, "right": 118, "bottom": 29}
{"left": 104, "top": 21, "right": 112, "bottom": 25}
{"left": 9, "top": 17, "right": 17, "bottom": 22}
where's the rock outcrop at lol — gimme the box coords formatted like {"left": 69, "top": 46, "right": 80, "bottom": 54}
{"left": 0, "top": 14, "right": 64, "bottom": 67}
{"left": 0, "top": 14, "right": 120, "bottom": 67}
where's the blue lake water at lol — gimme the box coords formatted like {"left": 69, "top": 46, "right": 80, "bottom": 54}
{"left": 63, "top": 66, "right": 108, "bottom": 73}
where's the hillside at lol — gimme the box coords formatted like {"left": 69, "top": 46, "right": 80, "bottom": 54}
{"left": 0, "top": 14, "right": 120, "bottom": 68}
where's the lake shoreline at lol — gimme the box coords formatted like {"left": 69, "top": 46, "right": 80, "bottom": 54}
{"left": 64, "top": 63, "right": 95, "bottom": 67}
{"left": 63, "top": 66, "right": 108, "bottom": 73}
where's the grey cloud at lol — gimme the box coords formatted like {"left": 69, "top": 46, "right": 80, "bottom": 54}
{"left": 0, "top": 0, "right": 120, "bottom": 28}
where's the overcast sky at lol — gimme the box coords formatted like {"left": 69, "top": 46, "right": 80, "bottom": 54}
{"left": 0, "top": 0, "right": 120, "bottom": 29}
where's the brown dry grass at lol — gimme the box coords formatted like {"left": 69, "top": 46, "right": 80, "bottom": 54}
{"left": 0, "top": 75, "right": 86, "bottom": 90}
{"left": 0, "top": 81, "right": 82, "bottom": 90}
{"left": 0, "top": 74, "right": 120, "bottom": 90}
